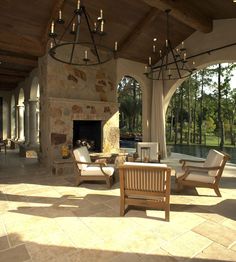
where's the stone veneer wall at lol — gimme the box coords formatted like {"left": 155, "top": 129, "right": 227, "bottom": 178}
{"left": 49, "top": 97, "right": 119, "bottom": 158}
{"left": 38, "top": 52, "right": 119, "bottom": 168}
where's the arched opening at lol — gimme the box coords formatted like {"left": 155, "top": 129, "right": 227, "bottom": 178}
{"left": 17, "top": 88, "right": 25, "bottom": 141}
{"left": 118, "top": 75, "right": 142, "bottom": 149}
{"left": 165, "top": 62, "right": 236, "bottom": 163}
{"left": 10, "top": 95, "right": 16, "bottom": 139}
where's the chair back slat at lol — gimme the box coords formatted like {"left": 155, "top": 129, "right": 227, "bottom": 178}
{"left": 121, "top": 165, "right": 170, "bottom": 193}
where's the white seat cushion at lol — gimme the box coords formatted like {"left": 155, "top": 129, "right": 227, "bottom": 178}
{"left": 176, "top": 171, "right": 215, "bottom": 183}
{"left": 203, "top": 150, "right": 225, "bottom": 177}
{"left": 124, "top": 162, "right": 167, "bottom": 168}
{"left": 81, "top": 166, "right": 114, "bottom": 176}
{"left": 73, "top": 147, "right": 91, "bottom": 169}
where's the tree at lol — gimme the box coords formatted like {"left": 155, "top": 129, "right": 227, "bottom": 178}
{"left": 118, "top": 76, "right": 142, "bottom": 135}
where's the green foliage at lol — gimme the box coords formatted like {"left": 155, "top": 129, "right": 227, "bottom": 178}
{"left": 118, "top": 76, "right": 142, "bottom": 136}
{"left": 166, "top": 63, "right": 236, "bottom": 146}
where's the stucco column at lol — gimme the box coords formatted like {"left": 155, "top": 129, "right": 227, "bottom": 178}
{"left": 17, "top": 105, "right": 25, "bottom": 141}
{"left": 151, "top": 80, "right": 167, "bottom": 158}
{"left": 24, "top": 101, "right": 29, "bottom": 144}
{"left": 28, "top": 99, "right": 38, "bottom": 146}
{"left": 14, "top": 106, "right": 18, "bottom": 140}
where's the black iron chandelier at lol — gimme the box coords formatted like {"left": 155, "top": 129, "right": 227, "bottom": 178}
{"left": 144, "top": 9, "right": 196, "bottom": 80}
{"left": 48, "top": 1, "right": 117, "bottom": 66}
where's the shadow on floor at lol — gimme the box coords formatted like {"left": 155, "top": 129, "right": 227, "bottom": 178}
{"left": 0, "top": 233, "right": 234, "bottom": 262}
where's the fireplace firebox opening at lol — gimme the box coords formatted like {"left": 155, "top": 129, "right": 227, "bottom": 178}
{"left": 73, "top": 120, "right": 102, "bottom": 152}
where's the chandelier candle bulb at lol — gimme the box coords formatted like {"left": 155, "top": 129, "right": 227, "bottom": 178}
{"left": 51, "top": 21, "right": 55, "bottom": 34}
{"left": 94, "top": 22, "right": 97, "bottom": 31}
{"left": 72, "top": 22, "right": 75, "bottom": 32}
{"left": 50, "top": 42, "right": 54, "bottom": 48}
{"left": 153, "top": 45, "right": 156, "bottom": 53}
{"left": 148, "top": 57, "right": 152, "bottom": 65}
{"left": 184, "top": 52, "right": 187, "bottom": 61}
{"left": 85, "top": 50, "right": 88, "bottom": 59}
{"left": 159, "top": 50, "right": 162, "bottom": 57}
{"left": 145, "top": 66, "right": 148, "bottom": 73}
{"left": 101, "top": 20, "right": 104, "bottom": 32}
{"left": 166, "top": 39, "right": 168, "bottom": 47}
{"left": 77, "top": 0, "right": 80, "bottom": 10}
{"left": 59, "top": 10, "right": 62, "bottom": 20}
{"left": 100, "top": 9, "right": 103, "bottom": 19}
{"left": 114, "top": 41, "right": 118, "bottom": 51}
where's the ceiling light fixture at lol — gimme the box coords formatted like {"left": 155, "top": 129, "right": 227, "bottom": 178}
{"left": 144, "top": 9, "right": 195, "bottom": 80}
{"left": 48, "top": 0, "right": 117, "bottom": 66}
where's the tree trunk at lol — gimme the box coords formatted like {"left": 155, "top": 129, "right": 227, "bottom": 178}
{"left": 218, "top": 64, "right": 224, "bottom": 149}
{"left": 199, "top": 72, "right": 204, "bottom": 144}
{"left": 174, "top": 95, "right": 179, "bottom": 145}
{"left": 179, "top": 86, "right": 184, "bottom": 144}
{"left": 187, "top": 80, "right": 192, "bottom": 145}
{"left": 193, "top": 79, "right": 197, "bottom": 144}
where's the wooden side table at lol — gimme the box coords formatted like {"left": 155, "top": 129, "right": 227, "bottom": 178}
{"left": 52, "top": 158, "right": 73, "bottom": 175}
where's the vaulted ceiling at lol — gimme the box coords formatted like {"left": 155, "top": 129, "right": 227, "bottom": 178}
{"left": 1, "top": 0, "right": 236, "bottom": 90}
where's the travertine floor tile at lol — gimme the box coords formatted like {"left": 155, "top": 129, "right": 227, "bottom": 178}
{"left": 0, "top": 244, "right": 30, "bottom": 262}
{"left": 193, "top": 220, "right": 236, "bottom": 247}
{"left": 161, "top": 231, "right": 212, "bottom": 260}
{"left": 191, "top": 242, "right": 236, "bottom": 261}
{"left": 0, "top": 151, "right": 235, "bottom": 262}
{"left": 0, "top": 235, "right": 9, "bottom": 250}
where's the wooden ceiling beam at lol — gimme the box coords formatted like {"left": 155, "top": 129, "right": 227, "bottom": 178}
{"left": 118, "top": 7, "right": 157, "bottom": 52}
{"left": 142, "top": 0, "right": 213, "bottom": 33}
{"left": 0, "top": 75, "right": 24, "bottom": 83}
{"left": 0, "top": 82, "right": 16, "bottom": 90}
{"left": 0, "top": 68, "right": 28, "bottom": 77}
{"left": 0, "top": 54, "right": 37, "bottom": 67}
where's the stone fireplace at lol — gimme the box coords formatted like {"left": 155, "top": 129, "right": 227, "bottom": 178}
{"left": 46, "top": 97, "right": 119, "bottom": 166}
{"left": 38, "top": 54, "right": 119, "bottom": 168}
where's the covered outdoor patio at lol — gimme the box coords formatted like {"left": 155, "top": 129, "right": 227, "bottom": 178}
{"left": 0, "top": 150, "right": 235, "bottom": 261}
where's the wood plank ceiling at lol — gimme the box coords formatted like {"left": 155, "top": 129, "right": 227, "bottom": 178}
{"left": 0, "top": 0, "right": 236, "bottom": 90}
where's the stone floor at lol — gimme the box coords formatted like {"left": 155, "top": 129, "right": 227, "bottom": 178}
{"left": 0, "top": 150, "right": 236, "bottom": 262}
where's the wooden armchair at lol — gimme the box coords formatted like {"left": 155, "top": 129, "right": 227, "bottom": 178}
{"left": 119, "top": 162, "right": 171, "bottom": 221}
{"left": 176, "top": 149, "right": 230, "bottom": 197}
{"left": 72, "top": 146, "right": 115, "bottom": 188}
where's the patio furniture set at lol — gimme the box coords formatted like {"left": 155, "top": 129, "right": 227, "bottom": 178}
{"left": 69, "top": 144, "right": 230, "bottom": 221}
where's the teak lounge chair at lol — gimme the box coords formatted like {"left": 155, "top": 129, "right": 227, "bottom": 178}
{"left": 73, "top": 146, "right": 115, "bottom": 188}
{"left": 119, "top": 162, "right": 171, "bottom": 221}
{"left": 176, "top": 149, "right": 230, "bottom": 197}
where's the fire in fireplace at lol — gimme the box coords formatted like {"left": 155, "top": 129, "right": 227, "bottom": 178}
{"left": 73, "top": 120, "right": 102, "bottom": 152}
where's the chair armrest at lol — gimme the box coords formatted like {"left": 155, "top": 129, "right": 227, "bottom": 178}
{"left": 179, "top": 159, "right": 204, "bottom": 164}
{"left": 179, "top": 159, "right": 205, "bottom": 168}
{"left": 74, "top": 160, "right": 106, "bottom": 167}
{"left": 185, "top": 165, "right": 221, "bottom": 172}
